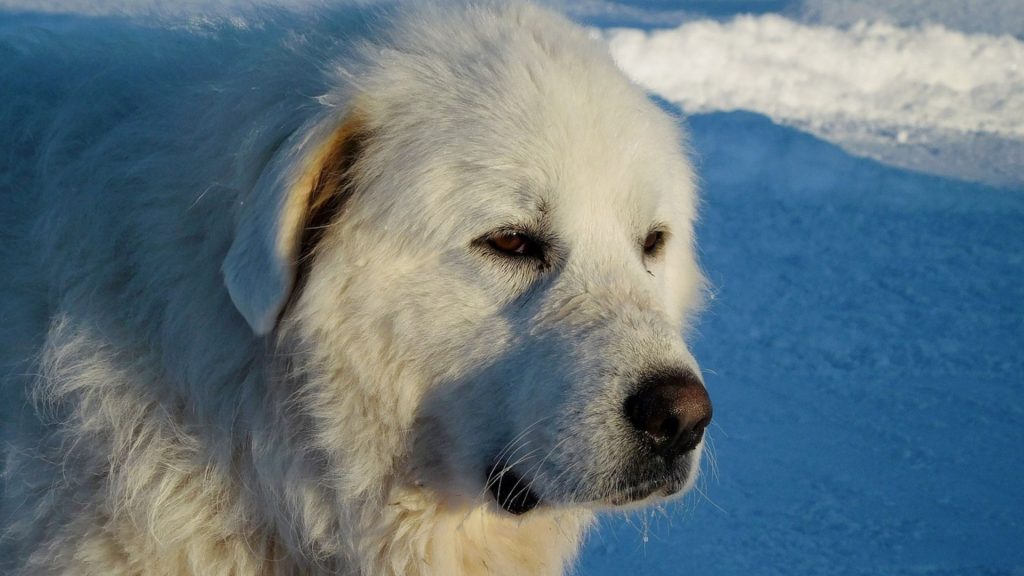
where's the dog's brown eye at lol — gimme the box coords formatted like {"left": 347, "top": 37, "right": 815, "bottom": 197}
{"left": 488, "top": 232, "right": 537, "bottom": 257}
{"left": 643, "top": 230, "right": 665, "bottom": 256}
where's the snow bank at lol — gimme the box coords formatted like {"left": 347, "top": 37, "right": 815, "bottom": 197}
{"left": 605, "top": 16, "right": 1024, "bottom": 187}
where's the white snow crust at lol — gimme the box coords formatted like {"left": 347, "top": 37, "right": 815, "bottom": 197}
{"left": 605, "top": 15, "right": 1024, "bottom": 187}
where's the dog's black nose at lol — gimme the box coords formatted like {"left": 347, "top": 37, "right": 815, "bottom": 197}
{"left": 624, "top": 371, "right": 712, "bottom": 459}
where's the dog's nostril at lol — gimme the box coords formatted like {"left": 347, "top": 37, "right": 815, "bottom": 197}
{"left": 624, "top": 371, "right": 712, "bottom": 458}
{"left": 658, "top": 413, "right": 680, "bottom": 443}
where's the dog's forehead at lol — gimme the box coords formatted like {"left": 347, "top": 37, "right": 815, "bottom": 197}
{"left": 446, "top": 99, "right": 694, "bottom": 241}
{"left": 352, "top": 4, "right": 696, "bottom": 240}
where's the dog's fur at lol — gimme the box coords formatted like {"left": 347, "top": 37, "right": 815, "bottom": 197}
{"left": 0, "top": 3, "right": 706, "bottom": 574}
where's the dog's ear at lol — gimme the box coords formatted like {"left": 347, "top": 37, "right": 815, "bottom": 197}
{"left": 223, "top": 113, "right": 367, "bottom": 335}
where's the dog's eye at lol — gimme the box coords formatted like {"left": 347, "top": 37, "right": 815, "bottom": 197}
{"left": 488, "top": 232, "right": 542, "bottom": 259}
{"left": 643, "top": 230, "right": 666, "bottom": 257}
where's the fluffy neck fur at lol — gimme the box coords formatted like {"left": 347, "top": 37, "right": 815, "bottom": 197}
{"left": 11, "top": 311, "right": 589, "bottom": 575}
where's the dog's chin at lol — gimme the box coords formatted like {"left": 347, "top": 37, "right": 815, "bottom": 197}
{"left": 599, "top": 478, "right": 689, "bottom": 509}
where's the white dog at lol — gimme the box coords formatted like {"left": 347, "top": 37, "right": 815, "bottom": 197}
{"left": 0, "top": 2, "right": 711, "bottom": 574}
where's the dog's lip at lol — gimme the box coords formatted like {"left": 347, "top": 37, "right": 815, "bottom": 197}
{"left": 486, "top": 465, "right": 542, "bottom": 515}
{"left": 606, "top": 483, "right": 661, "bottom": 506}
{"left": 604, "top": 478, "right": 685, "bottom": 507}
{"left": 483, "top": 461, "right": 691, "bottom": 512}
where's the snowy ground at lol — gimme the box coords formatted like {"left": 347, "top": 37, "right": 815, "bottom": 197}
{"left": 1, "top": 1, "right": 1022, "bottom": 574}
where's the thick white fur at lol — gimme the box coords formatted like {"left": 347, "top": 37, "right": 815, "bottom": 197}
{"left": 0, "top": 2, "right": 705, "bottom": 575}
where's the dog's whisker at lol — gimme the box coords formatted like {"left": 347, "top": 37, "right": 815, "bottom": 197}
{"left": 492, "top": 415, "right": 551, "bottom": 467}
{"left": 519, "top": 434, "right": 575, "bottom": 500}
{"left": 692, "top": 483, "right": 727, "bottom": 515}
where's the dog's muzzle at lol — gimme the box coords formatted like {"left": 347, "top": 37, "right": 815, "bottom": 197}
{"left": 486, "top": 369, "right": 711, "bottom": 514}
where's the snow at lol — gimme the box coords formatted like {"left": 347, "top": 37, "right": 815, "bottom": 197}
{"left": 1, "top": 1, "right": 1022, "bottom": 575}
{"left": 604, "top": 16, "right": 1024, "bottom": 188}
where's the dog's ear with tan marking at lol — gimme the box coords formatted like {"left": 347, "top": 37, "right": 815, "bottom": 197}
{"left": 223, "top": 113, "right": 367, "bottom": 335}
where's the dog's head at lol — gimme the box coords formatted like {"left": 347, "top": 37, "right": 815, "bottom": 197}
{"left": 223, "top": 4, "right": 710, "bottom": 515}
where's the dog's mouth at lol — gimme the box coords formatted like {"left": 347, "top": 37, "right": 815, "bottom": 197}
{"left": 484, "top": 469, "right": 687, "bottom": 514}
{"left": 600, "top": 459, "right": 695, "bottom": 507}
{"left": 483, "top": 452, "right": 697, "bottom": 514}
{"left": 604, "top": 478, "right": 684, "bottom": 507}
{"left": 486, "top": 464, "right": 542, "bottom": 515}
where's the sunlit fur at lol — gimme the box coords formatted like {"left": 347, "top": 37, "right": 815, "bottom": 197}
{"left": 0, "top": 2, "right": 705, "bottom": 574}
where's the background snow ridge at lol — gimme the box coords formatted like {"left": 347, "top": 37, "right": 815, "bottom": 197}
{"left": 605, "top": 15, "right": 1024, "bottom": 188}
